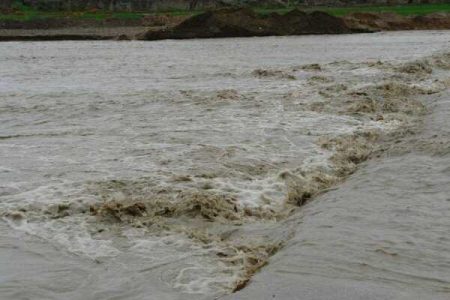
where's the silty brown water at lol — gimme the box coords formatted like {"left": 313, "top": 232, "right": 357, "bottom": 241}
{"left": 1, "top": 31, "right": 450, "bottom": 299}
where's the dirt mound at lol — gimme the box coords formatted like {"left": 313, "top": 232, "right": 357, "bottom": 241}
{"left": 139, "top": 8, "right": 356, "bottom": 40}
{"left": 412, "top": 13, "right": 450, "bottom": 29}
{"left": 141, "top": 14, "right": 188, "bottom": 27}
{"left": 344, "top": 12, "right": 450, "bottom": 31}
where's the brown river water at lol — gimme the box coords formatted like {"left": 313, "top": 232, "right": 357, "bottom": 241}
{"left": 0, "top": 31, "right": 449, "bottom": 299}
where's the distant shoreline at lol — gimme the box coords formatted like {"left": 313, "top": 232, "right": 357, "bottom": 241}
{"left": 1, "top": 5, "right": 450, "bottom": 42}
{"left": 0, "top": 26, "right": 145, "bottom": 41}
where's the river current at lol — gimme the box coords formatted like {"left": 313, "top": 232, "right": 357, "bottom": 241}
{"left": 1, "top": 31, "right": 449, "bottom": 299}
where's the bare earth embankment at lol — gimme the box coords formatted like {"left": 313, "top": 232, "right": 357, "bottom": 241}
{"left": 344, "top": 11, "right": 450, "bottom": 31}
{"left": 0, "top": 26, "right": 144, "bottom": 41}
{"left": 1, "top": 7, "right": 450, "bottom": 41}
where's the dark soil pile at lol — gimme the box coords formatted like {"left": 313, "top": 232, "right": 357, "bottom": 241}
{"left": 139, "top": 8, "right": 357, "bottom": 40}
{"left": 344, "top": 12, "right": 450, "bottom": 31}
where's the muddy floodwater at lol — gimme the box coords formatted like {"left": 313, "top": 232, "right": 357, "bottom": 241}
{"left": 1, "top": 31, "right": 450, "bottom": 300}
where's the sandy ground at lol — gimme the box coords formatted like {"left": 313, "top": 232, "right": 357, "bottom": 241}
{"left": 0, "top": 26, "right": 148, "bottom": 40}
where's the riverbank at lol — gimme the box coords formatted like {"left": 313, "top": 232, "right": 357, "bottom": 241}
{"left": 1, "top": 3, "right": 449, "bottom": 24}
{"left": 0, "top": 8, "right": 355, "bottom": 41}
{"left": 0, "top": 4, "right": 450, "bottom": 41}
{"left": 0, "top": 26, "right": 145, "bottom": 41}
{"left": 1, "top": 11, "right": 450, "bottom": 41}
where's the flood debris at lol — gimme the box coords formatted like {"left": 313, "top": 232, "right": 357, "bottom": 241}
{"left": 86, "top": 186, "right": 289, "bottom": 292}
{"left": 307, "top": 75, "right": 333, "bottom": 85}
{"left": 3, "top": 211, "right": 26, "bottom": 224}
{"left": 293, "top": 63, "right": 322, "bottom": 72}
{"left": 281, "top": 169, "right": 337, "bottom": 207}
{"left": 345, "top": 82, "right": 429, "bottom": 117}
{"left": 319, "top": 131, "right": 380, "bottom": 176}
{"left": 305, "top": 64, "right": 446, "bottom": 122}
{"left": 252, "top": 69, "right": 296, "bottom": 80}
{"left": 396, "top": 60, "right": 433, "bottom": 75}
{"left": 91, "top": 201, "right": 147, "bottom": 222}
{"left": 229, "top": 242, "right": 283, "bottom": 292}
{"left": 216, "top": 89, "right": 240, "bottom": 100}
{"left": 90, "top": 191, "right": 244, "bottom": 223}
{"left": 182, "top": 225, "right": 285, "bottom": 293}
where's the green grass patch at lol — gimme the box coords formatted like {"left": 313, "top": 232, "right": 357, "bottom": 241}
{"left": 313, "top": 3, "right": 450, "bottom": 16}
{"left": 0, "top": 6, "right": 198, "bottom": 22}
{"left": 255, "top": 3, "right": 450, "bottom": 16}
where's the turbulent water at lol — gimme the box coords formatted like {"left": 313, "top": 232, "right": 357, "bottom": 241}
{"left": 1, "top": 31, "right": 450, "bottom": 299}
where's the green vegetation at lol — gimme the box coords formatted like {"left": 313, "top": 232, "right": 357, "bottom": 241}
{"left": 309, "top": 3, "right": 450, "bottom": 16}
{"left": 0, "top": 8, "right": 149, "bottom": 22}
{"left": 1, "top": 3, "right": 449, "bottom": 23}
{"left": 255, "top": 3, "right": 450, "bottom": 16}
